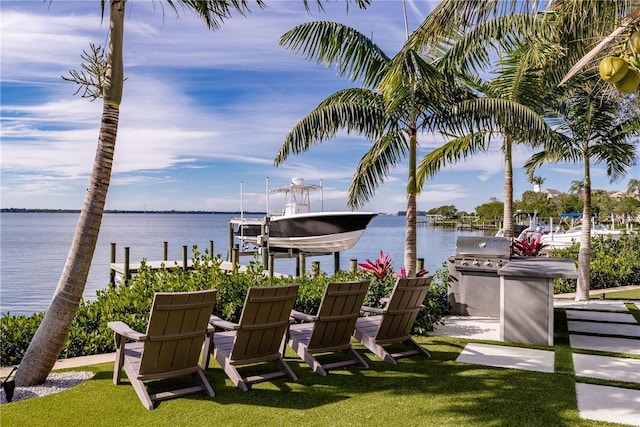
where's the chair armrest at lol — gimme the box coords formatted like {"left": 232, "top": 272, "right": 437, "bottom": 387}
{"left": 209, "top": 315, "right": 240, "bottom": 331}
{"left": 360, "top": 305, "right": 385, "bottom": 315}
{"left": 290, "top": 310, "right": 317, "bottom": 323}
{"left": 107, "top": 321, "right": 145, "bottom": 341}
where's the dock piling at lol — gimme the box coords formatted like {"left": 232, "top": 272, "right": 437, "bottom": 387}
{"left": 182, "top": 245, "right": 188, "bottom": 271}
{"left": 124, "top": 247, "right": 130, "bottom": 285}
{"left": 109, "top": 243, "right": 116, "bottom": 288}
{"left": 350, "top": 259, "right": 358, "bottom": 273}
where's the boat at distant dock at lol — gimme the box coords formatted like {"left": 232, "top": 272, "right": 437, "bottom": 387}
{"left": 540, "top": 224, "right": 623, "bottom": 249}
{"left": 229, "top": 178, "right": 376, "bottom": 254}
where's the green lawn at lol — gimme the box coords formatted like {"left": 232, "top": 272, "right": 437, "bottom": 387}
{"left": 591, "top": 288, "right": 640, "bottom": 300}
{"left": 2, "top": 325, "right": 637, "bottom": 427}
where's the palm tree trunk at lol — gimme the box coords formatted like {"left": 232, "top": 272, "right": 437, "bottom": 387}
{"left": 404, "top": 126, "right": 418, "bottom": 276}
{"left": 576, "top": 155, "right": 591, "bottom": 301}
{"left": 502, "top": 137, "right": 514, "bottom": 239}
{"left": 14, "top": 0, "right": 125, "bottom": 386}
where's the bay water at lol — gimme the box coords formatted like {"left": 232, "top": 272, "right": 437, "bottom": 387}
{"left": 0, "top": 212, "right": 488, "bottom": 316}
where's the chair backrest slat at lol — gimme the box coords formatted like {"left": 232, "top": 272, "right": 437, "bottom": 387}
{"left": 376, "top": 277, "right": 432, "bottom": 342}
{"left": 139, "top": 290, "right": 216, "bottom": 376}
{"left": 230, "top": 285, "right": 299, "bottom": 362}
{"left": 308, "top": 280, "right": 370, "bottom": 350}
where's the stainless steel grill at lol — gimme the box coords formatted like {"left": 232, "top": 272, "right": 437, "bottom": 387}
{"left": 447, "top": 236, "right": 511, "bottom": 317}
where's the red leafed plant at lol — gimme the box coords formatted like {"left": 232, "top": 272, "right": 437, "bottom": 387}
{"left": 359, "top": 251, "right": 429, "bottom": 279}
{"left": 511, "top": 234, "right": 547, "bottom": 257}
{"left": 358, "top": 251, "right": 392, "bottom": 279}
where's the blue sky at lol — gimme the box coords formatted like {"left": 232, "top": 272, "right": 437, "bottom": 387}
{"left": 1, "top": 1, "right": 638, "bottom": 214}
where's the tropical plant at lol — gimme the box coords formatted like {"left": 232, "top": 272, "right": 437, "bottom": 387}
{"left": 568, "top": 180, "right": 585, "bottom": 196}
{"left": 14, "top": 0, "right": 370, "bottom": 387}
{"left": 530, "top": 175, "right": 545, "bottom": 192}
{"left": 628, "top": 178, "right": 640, "bottom": 196}
{"left": 525, "top": 86, "right": 640, "bottom": 300}
{"left": 275, "top": 19, "right": 458, "bottom": 276}
{"left": 511, "top": 234, "right": 547, "bottom": 257}
{"left": 358, "top": 250, "right": 393, "bottom": 280}
{"left": 409, "top": 3, "right": 561, "bottom": 240}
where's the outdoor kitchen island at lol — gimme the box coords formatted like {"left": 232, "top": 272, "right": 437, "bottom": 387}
{"left": 498, "top": 257, "right": 577, "bottom": 346}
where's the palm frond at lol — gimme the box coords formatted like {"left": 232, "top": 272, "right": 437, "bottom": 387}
{"left": 348, "top": 129, "right": 408, "bottom": 208}
{"left": 274, "top": 88, "right": 385, "bottom": 165}
{"left": 280, "top": 21, "right": 390, "bottom": 87}
{"left": 416, "top": 132, "right": 490, "bottom": 186}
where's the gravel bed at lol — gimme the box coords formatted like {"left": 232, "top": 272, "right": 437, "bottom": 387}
{"left": 1, "top": 371, "right": 94, "bottom": 404}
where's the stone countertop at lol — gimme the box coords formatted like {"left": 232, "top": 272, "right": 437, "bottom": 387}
{"left": 498, "top": 257, "right": 578, "bottom": 280}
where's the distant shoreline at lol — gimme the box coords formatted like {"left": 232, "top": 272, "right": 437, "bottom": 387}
{"left": 0, "top": 208, "right": 266, "bottom": 215}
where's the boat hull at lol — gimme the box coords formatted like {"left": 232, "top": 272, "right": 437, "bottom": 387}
{"left": 540, "top": 228, "right": 623, "bottom": 249}
{"left": 236, "top": 212, "right": 376, "bottom": 253}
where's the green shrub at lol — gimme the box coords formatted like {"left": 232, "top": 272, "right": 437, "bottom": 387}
{"left": 551, "top": 233, "right": 640, "bottom": 293}
{"left": 0, "top": 312, "right": 44, "bottom": 367}
{"left": 0, "top": 249, "right": 450, "bottom": 367}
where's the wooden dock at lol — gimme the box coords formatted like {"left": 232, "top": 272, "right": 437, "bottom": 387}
{"left": 110, "top": 260, "right": 280, "bottom": 286}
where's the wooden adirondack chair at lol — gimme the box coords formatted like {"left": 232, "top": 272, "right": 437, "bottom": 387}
{"left": 108, "top": 289, "right": 217, "bottom": 410}
{"left": 353, "top": 276, "right": 433, "bottom": 364}
{"left": 288, "top": 280, "right": 370, "bottom": 376}
{"left": 203, "top": 284, "right": 299, "bottom": 391}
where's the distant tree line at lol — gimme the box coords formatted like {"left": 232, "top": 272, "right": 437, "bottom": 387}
{"left": 427, "top": 189, "right": 640, "bottom": 224}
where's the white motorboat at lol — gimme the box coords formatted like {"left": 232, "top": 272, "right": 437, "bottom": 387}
{"left": 230, "top": 178, "right": 376, "bottom": 253}
{"left": 540, "top": 224, "right": 623, "bottom": 249}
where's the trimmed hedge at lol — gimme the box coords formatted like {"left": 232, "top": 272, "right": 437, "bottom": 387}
{"left": 1, "top": 249, "right": 450, "bottom": 367}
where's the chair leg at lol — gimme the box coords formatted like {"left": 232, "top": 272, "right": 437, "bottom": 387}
{"left": 112, "top": 336, "right": 126, "bottom": 385}
{"left": 214, "top": 349, "right": 249, "bottom": 391}
{"left": 201, "top": 335, "right": 213, "bottom": 370}
{"left": 345, "top": 347, "right": 369, "bottom": 369}
{"left": 195, "top": 369, "right": 215, "bottom": 397}
{"left": 403, "top": 339, "right": 431, "bottom": 358}
{"left": 124, "top": 364, "right": 154, "bottom": 410}
{"left": 289, "top": 337, "right": 328, "bottom": 376}
{"left": 355, "top": 330, "right": 397, "bottom": 365}
{"left": 276, "top": 357, "right": 298, "bottom": 381}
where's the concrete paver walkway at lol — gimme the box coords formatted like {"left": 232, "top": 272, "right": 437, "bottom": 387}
{"left": 432, "top": 299, "right": 640, "bottom": 426}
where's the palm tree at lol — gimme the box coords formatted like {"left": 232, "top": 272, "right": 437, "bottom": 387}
{"left": 628, "top": 178, "right": 640, "bottom": 197}
{"left": 531, "top": 176, "right": 545, "bottom": 193}
{"left": 275, "top": 21, "right": 457, "bottom": 276}
{"left": 401, "top": 0, "right": 638, "bottom": 242}
{"left": 525, "top": 86, "right": 639, "bottom": 300}
{"left": 15, "top": 0, "right": 369, "bottom": 387}
{"left": 568, "top": 180, "right": 585, "bottom": 195}
{"left": 414, "top": 23, "right": 560, "bottom": 239}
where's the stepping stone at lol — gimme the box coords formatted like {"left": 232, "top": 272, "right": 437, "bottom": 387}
{"left": 555, "top": 300, "right": 629, "bottom": 312}
{"left": 456, "top": 343, "right": 554, "bottom": 373}
{"left": 565, "top": 309, "right": 637, "bottom": 323}
{"left": 569, "top": 334, "right": 640, "bottom": 355}
{"left": 573, "top": 353, "right": 640, "bottom": 383}
{"left": 568, "top": 320, "right": 640, "bottom": 337}
{"left": 576, "top": 383, "right": 640, "bottom": 427}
